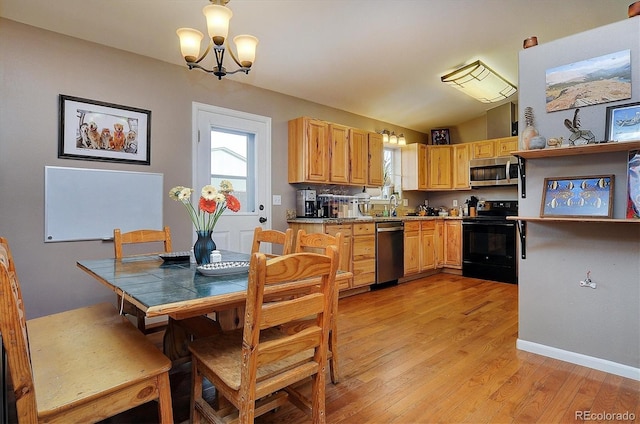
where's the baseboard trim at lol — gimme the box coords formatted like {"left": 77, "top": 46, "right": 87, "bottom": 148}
{"left": 517, "top": 339, "right": 640, "bottom": 381}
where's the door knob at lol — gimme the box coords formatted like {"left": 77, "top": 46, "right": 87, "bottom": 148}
{"left": 259, "top": 217, "right": 267, "bottom": 223}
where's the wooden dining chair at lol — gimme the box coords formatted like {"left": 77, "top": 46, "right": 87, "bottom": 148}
{"left": 217, "top": 227, "right": 296, "bottom": 332}
{"left": 250, "top": 227, "right": 294, "bottom": 257}
{"left": 0, "top": 237, "right": 174, "bottom": 423}
{"left": 189, "top": 247, "right": 338, "bottom": 424}
{"left": 113, "top": 226, "right": 172, "bottom": 333}
{"left": 295, "top": 229, "right": 343, "bottom": 384}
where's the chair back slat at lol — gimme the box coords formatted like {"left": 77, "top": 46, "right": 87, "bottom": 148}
{"left": 113, "top": 226, "right": 172, "bottom": 258}
{"left": 0, "top": 237, "right": 38, "bottom": 421}
{"left": 260, "top": 293, "right": 324, "bottom": 329}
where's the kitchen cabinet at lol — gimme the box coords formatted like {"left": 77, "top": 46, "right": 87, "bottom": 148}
{"left": 348, "top": 128, "right": 368, "bottom": 185}
{"left": 401, "top": 143, "right": 428, "bottom": 190}
{"left": 435, "top": 220, "right": 444, "bottom": 268}
{"left": 427, "top": 146, "right": 453, "bottom": 190}
{"left": 351, "top": 222, "right": 376, "bottom": 288}
{"left": 288, "top": 117, "right": 329, "bottom": 183}
{"left": 452, "top": 144, "right": 470, "bottom": 189}
{"left": 403, "top": 221, "right": 420, "bottom": 275}
{"left": 443, "top": 220, "right": 462, "bottom": 268}
{"left": 367, "top": 132, "right": 384, "bottom": 186}
{"left": 472, "top": 140, "right": 495, "bottom": 159}
{"left": 495, "top": 136, "right": 518, "bottom": 156}
{"left": 329, "top": 124, "right": 350, "bottom": 184}
{"left": 419, "top": 221, "right": 437, "bottom": 271}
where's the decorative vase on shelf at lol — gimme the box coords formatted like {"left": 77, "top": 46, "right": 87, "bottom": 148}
{"left": 521, "top": 106, "right": 539, "bottom": 150}
{"left": 193, "top": 230, "right": 216, "bottom": 265}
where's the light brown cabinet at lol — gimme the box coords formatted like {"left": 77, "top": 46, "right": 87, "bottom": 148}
{"left": 329, "top": 124, "right": 350, "bottom": 184}
{"left": 435, "top": 220, "right": 444, "bottom": 268}
{"left": 367, "top": 132, "right": 384, "bottom": 187}
{"left": 427, "top": 146, "right": 453, "bottom": 190}
{"left": 452, "top": 144, "right": 470, "bottom": 189}
{"left": 495, "top": 136, "right": 518, "bottom": 156}
{"left": 351, "top": 222, "right": 376, "bottom": 288}
{"left": 472, "top": 140, "right": 495, "bottom": 159}
{"left": 288, "top": 117, "right": 383, "bottom": 187}
{"left": 443, "top": 220, "right": 462, "bottom": 268}
{"left": 288, "top": 117, "right": 329, "bottom": 183}
{"left": 403, "top": 221, "right": 420, "bottom": 275}
{"left": 419, "top": 221, "right": 437, "bottom": 271}
{"left": 401, "top": 143, "right": 428, "bottom": 190}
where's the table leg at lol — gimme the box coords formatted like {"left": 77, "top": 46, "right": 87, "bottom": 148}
{"left": 163, "top": 316, "right": 224, "bottom": 361}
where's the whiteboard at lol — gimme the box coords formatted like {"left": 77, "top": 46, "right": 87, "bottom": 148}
{"left": 45, "top": 166, "right": 163, "bottom": 242}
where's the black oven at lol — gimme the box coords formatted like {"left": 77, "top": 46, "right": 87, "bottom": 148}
{"left": 462, "top": 201, "right": 518, "bottom": 284}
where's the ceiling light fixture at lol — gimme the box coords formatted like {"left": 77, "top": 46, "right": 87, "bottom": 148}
{"left": 398, "top": 134, "right": 406, "bottom": 146}
{"left": 381, "top": 130, "right": 390, "bottom": 143}
{"left": 389, "top": 132, "right": 398, "bottom": 145}
{"left": 176, "top": 0, "right": 258, "bottom": 80}
{"left": 381, "top": 130, "right": 406, "bottom": 146}
{"left": 441, "top": 60, "right": 516, "bottom": 103}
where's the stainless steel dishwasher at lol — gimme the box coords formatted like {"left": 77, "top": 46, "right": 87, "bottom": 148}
{"left": 375, "top": 221, "right": 404, "bottom": 285}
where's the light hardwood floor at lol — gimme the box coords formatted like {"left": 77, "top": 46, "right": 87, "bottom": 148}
{"left": 97, "top": 273, "right": 638, "bottom": 422}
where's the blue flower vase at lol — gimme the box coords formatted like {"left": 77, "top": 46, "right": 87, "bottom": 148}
{"left": 193, "top": 230, "right": 216, "bottom": 265}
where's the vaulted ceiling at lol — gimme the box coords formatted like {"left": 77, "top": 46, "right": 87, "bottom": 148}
{"left": 1, "top": 0, "right": 632, "bottom": 133}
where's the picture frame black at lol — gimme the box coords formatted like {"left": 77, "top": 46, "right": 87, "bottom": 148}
{"left": 58, "top": 95, "right": 151, "bottom": 165}
{"left": 605, "top": 101, "right": 640, "bottom": 142}
{"left": 540, "top": 175, "right": 614, "bottom": 218}
{"left": 430, "top": 128, "right": 450, "bottom": 145}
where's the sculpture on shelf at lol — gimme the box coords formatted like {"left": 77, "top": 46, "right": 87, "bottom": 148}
{"left": 564, "top": 108, "right": 595, "bottom": 145}
{"left": 521, "top": 106, "right": 540, "bottom": 150}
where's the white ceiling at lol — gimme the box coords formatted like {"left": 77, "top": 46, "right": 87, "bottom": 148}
{"left": 0, "top": 0, "right": 632, "bottom": 134}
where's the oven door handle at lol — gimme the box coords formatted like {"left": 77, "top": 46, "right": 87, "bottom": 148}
{"left": 463, "top": 221, "right": 515, "bottom": 227}
{"left": 506, "top": 160, "right": 511, "bottom": 184}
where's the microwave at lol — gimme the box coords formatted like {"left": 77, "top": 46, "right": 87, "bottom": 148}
{"left": 469, "top": 156, "right": 518, "bottom": 187}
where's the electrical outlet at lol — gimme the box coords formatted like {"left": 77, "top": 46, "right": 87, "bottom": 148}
{"left": 403, "top": 199, "right": 408, "bottom": 206}
{"left": 453, "top": 199, "right": 458, "bottom": 207}
{"left": 272, "top": 195, "right": 281, "bottom": 205}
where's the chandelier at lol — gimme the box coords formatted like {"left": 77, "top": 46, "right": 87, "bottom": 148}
{"left": 176, "top": 0, "right": 258, "bottom": 80}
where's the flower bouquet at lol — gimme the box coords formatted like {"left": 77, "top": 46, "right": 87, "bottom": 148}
{"left": 169, "top": 180, "right": 240, "bottom": 264}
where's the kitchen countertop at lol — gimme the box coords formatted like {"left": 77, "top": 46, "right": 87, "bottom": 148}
{"left": 288, "top": 216, "right": 464, "bottom": 224}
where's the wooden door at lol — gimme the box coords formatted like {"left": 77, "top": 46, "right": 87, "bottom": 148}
{"left": 452, "top": 144, "right": 470, "bottom": 189}
{"left": 403, "top": 221, "right": 420, "bottom": 275}
{"left": 428, "top": 146, "right": 452, "bottom": 189}
{"left": 329, "top": 124, "right": 350, "bottom": 184}
{"left": 288, "top": 117, "right": 329, "bottom": 183}
{"left": 349, "top": 128, "right": 368, "bottom": 185}
{"left": 419, "top": 221, "right": 436, "bottom": 271}
{"left": 444, "top": 220, "right": 462, "bottom": 268}
{"left": 367, "top": 132, "right": 384, "bottom": 186}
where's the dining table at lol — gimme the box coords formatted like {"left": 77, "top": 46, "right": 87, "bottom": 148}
{"left": 77, "top": 250, "right": 352, "bottom": 361}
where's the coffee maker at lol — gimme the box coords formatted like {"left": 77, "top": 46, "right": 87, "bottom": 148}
{"left": 296, "top": 189, "right": 317, "bottom": 217}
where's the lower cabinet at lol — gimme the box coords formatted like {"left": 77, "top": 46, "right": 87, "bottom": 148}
{"left": 443, "top": 220, "right": 462, "bottom": 269}
{"left": 324, "top": 224, "right": 353, "bottom": 290}
{"left": 403, "top": 219, "right": 461, "bottom": 276}
{"left": 351, "top": 222, "right": 376, "bottom": 288}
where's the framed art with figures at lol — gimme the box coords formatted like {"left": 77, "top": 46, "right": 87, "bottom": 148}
{"left": 540, "top": 175, "right": 614, "bottom": 218}
{"left": 431, "top": 128, "right": 450, "bottom": 145}
{"left": 58, "top": 95, "right": 151, "bottom": 165}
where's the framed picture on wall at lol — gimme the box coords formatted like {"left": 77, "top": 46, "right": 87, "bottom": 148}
{"left": 58, "top": 95, "right": 151, "bottom": 165}
{"left": 540, "top": 175, "right": 614, "bottom": 218}
{"left": 605, "top": 101, "right": 640, "bottom": 142}
{"left": 430, "top": 128, "right": 450, "bottom": 145}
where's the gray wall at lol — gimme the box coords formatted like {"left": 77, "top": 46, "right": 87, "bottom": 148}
{"left": 517, "top": 17, "right": 640, "bottom": 369}
{"left": 0, "top": 18, "right": 426, "bottom": 319}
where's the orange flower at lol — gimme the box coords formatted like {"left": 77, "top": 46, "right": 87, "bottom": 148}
{"left": 199, "top": 197, "right": 217, "bottom": 214}
{"left": 225, "top": 194, "right": 241, "bottom": 212}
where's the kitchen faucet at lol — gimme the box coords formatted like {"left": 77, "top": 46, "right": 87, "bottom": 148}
{"left": 389, "top": 194, "right": 398, "bottom": 217}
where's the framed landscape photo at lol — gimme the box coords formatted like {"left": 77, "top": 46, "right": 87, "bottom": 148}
{"left": 58, "top": 95, "right": 151, "bottom": 165}
{"left": 540, "top": 175, "right": 614, "bottom": 218}
{"left": 605, "top": 101, "right": 640, "bottom": 142}
{"left": 431, "top": 128, "right": 450, "bottom": 145}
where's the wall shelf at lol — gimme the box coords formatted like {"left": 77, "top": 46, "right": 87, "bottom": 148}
{"left": 512, "top": 140, "right": 640, "bottom": 199}
{"left": 513, "top": 140, "right": 640, "bottom": 159}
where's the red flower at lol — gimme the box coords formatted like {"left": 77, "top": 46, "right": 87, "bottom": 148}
{"left": 226, "top": 194, "right": 241, "bottom": 212}
{"left": 199, "top": 197, "right": 217, "bottom": 214}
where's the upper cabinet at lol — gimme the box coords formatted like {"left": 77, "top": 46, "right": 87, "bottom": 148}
{"left": 288, "top": 117, "right": 384, "bottom": 187}
{"left": 472, "top": 140, "right": 495, "bottom": 159}
{"left": 367, "top": 132, "right": 384, "bottom": 187}
{"left": 452, "top": 144, "right": 470, "bottom": 189}
{"left": 427, "top": 146, "right": 452, "bottom": 189}
{"left": 288, "top": 117, "right": 329, "bottom": 183}
{"left": 495, "top": 136, "right": 518, "bottom": 156}
{"left": 401, "top": 143, "right": 428, "bottom": 190}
